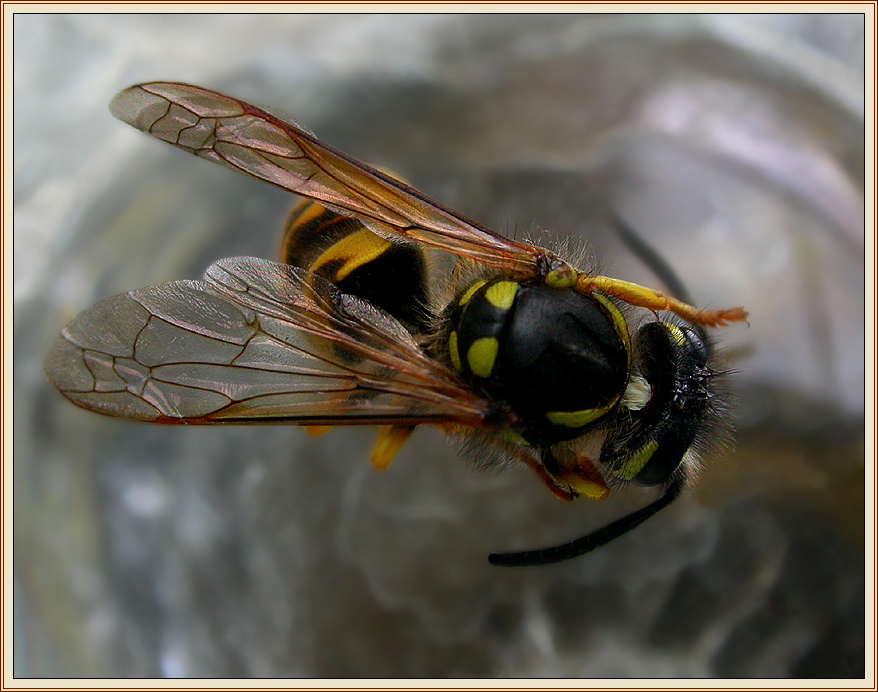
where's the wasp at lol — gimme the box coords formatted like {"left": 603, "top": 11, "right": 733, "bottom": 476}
{"left": 43, "top": 82, "right": 747, "bottom": 566}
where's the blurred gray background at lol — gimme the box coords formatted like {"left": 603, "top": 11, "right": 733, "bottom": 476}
{"left": 13, "top": 13, "right": 866, "bottom": 678}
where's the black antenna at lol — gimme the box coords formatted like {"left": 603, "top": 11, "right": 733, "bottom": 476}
{"left": 612, "top": 213, "right": 709, "bottom": 346}
{"left": 612, "top": 214, "right": 694, "bottom": 305}
{"left": 488, "top": 473, "right": 685, "bottom": 567}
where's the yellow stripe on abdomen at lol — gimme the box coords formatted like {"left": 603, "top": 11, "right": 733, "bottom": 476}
{"left": 311, "top": 228, "right": 392, "bottom": 282}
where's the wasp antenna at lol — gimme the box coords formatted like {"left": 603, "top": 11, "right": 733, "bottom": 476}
{"left": 488, "top": 473, "right": 686, "bottom": 567}
{"left": 611, "top": 214, "right": 694, "bottom": 306}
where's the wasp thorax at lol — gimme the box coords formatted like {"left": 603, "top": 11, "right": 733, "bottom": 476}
{"left": 447, "top": 277, "right": 630, "bottom": 446}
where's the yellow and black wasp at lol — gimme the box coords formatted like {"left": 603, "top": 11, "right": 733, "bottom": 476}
{"left": 43, "top": 82, "right": 747, "bottom": 566}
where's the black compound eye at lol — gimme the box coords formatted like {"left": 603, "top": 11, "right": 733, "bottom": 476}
{"left": 600, "top": 322, "right": 711, "bottom": 486}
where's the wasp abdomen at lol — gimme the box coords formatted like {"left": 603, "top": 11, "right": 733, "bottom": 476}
{"left": 282, "top": 200, "right": 432, "bottom": 334}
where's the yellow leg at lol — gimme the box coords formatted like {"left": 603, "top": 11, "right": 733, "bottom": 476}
{"left": 514, "top": 451, "right": 577, "bottom": 502}
{"left": 511, "top": 448, "right": 610, "bottom": 502}
{"left": 303, "top": 425, "right": 334, "bottom": 437}
{"left": 370, "top": 425, "right": 415, "bottom": 471}
{"left": 576, "top": 275, "right": 747, "bottom": 327}
{"left": 556, "top": 455, "right": 610, "bottom": 502}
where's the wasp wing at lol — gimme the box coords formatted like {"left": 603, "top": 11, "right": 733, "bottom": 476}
{"left": 109, "top": 82, "right": 542, "bottom": 275}
{"left": 44, "top": 257, "right": 491, "bottom": 426}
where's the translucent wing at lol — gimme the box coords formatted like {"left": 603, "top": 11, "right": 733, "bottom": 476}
{"left": 44, "top": 257, "right": 492, "bottom": 426}
{"left": 109, "top": 82, "right": 544, "bottom": 275}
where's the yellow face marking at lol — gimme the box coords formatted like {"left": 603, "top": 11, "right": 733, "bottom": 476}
{"left": 467, "top": 337, "right": 499, "bottom": 378}
{"left": 663, "top": 323, "right": 687, "bottom": 347}
{"left": 616, "top": 440, "right": 659, "bottom": 480}
{"left": 448, "top": 331, "right": 462, "bottom": 371}
{"left": 458, "top": 279, "right": 489, "bottom": 307}
{"left": 484, "top": 281, "right": 518, "bottom": 310}
{"left": 311, "top": 228, "right": 391, "bottom": 282}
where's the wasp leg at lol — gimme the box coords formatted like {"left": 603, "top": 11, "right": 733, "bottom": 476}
{"left": 612, "top": 216, "right": 715, "bottom": 346}
{"left": 488, "top": 473, "right": 686, "bottom": 567}
{"left": 506, "top": 447, "right": 578, "bottom": 502}
{"left": 575, "top": 275, "right": 747, "bottom": 327}
{"left": 513, "top": 448, "right": 610, "bottom": 502}
{"left": 612, "top": 215, "right": 695, "bottom": 305}
{"left": 303, "top": 425, "right": 334, "bottom": 437}
{"left": 554, "top": 453, "right": 610, "bottom": 502}
{"left": 370, "top": 425, "right": 416, "bottom": 471}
